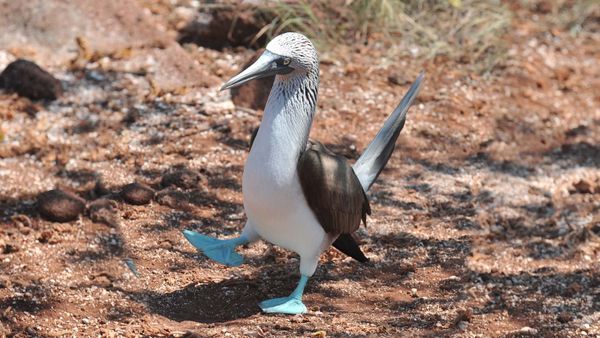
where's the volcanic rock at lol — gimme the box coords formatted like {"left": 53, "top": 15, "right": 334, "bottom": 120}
{"left": 120, "top": 183, "right": 155, "bottom": 205}
{"left": 37, "top": 189, "right": 85, "bottom": 222}
{"left": 0, "top": 59, "right": 62, "bottom": 100}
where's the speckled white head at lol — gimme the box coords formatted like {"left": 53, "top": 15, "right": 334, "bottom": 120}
{"left": 221, "top": 32, "right": 319, "bottom": 90}
{"left": 265, "top": 32, "right": 319, "bottom": 74}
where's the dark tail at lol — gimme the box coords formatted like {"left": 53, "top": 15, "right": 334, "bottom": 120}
{"left": 353, "top": 72, "right": 424, "bottom": 191}
{"left": 332, "top": 234, "right": 369, "bottom": 263}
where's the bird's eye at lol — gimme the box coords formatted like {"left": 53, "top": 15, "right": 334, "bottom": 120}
{"left": 282, "top": 58, "right": 291, "bottom": 66}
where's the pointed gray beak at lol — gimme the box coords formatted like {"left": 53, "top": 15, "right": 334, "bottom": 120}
{"left": 221, "top": 50, "right": 294, "bottom": 91}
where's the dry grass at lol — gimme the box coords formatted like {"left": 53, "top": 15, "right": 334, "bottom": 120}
{"left": 258, "top": 0, "right": 512, "bottom": 72}
{"left": 520, "top": 0, "right": 600, "bottom": 35}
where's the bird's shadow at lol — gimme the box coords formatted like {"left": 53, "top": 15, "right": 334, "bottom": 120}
{"left": 134, "top": 278, "right": 263, "bottom": 323}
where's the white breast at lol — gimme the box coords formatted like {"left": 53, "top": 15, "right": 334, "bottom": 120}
{"left": 242, "top": 88, "right": 328, "bottom": 261}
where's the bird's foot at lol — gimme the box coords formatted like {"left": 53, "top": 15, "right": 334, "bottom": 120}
{"left": 259, "top": 296, "right": 307, "bottom": 315}
{"left": 182, "top": 230, "right": 245, "bottom": 266}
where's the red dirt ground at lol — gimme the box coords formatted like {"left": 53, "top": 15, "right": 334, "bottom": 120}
{"left": 1, "top": 1, "right": 599, "bottom": 337}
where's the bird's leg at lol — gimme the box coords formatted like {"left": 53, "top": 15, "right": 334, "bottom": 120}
{"left": 183, "top": 221, "right": 260, "bottom": 266}
{"left": 182, "top": 230, "right": 249, "bottom": 266}
{"left": 259, "top": 274, "right": 309, "bottom": 314}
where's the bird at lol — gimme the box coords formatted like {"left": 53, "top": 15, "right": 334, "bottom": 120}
{"left": 183, "top": 32, "right": 424, "bottom": 315}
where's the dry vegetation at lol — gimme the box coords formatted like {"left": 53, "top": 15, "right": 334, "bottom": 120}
{"left": 263, "top": 0, "right": 512, "bottom": 72}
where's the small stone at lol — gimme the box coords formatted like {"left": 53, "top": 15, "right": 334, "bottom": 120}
{"left": 556, "top": 312, "right": 573, "bottom": 323}
{"left": 38, "top": 230, "right": 54, "bottom": 244}
{"left": 161, "top": 169, "right": 204, "bottom": 190}
{"left": 519, "top": 326, "right": 538, "bottom": 334}
{"left": 122, "top": 107, "right": 140, "bottom": 125}
{"left": 0, "top": 59, "right": 62, "bottom": 100}
{"left": 0, "top": 276, "right": 10, "bottom": 288}
{"left": 156, "top": 189, "right": 192, "bottom": 211}
{"left": 533, "top": 0, "right": 552, "bottom": 14}
{"left": 92, "top": 274, "right": 112, "bottom": 288}
{"left": 94, "top": 179, "right": 111, "bottom": 197}
{"left": 11, "top": 214, "right": 32, "bottom": 228}
{"left": 455, "top": 308, "right": 473, "bottom": 324}
{"left": 457, "top": 321, "right": 468, "bottom": 330}
{"left": 567, "top": 282, "right": 582, "bottom": 295}
{"left": 81, "top": 318, "right": 90, "bottom": 324}
{"left": 410, "top": 288, "right": 418, "bottom": 297}
{"left": 159, "top": 240, "right": 173, "bottom": 250}
{"left": 387, "top": 73, "right": 409, "bottom": 86}
{"left": 22, "top": 102, "right": 41, "bottom": 117}
{"left": 290, "top": 315, "right": 307, "bottom": 323}
{"left": 87, "top": 199, "right": 118, "bottom": 226}
{"left": 37, "top": 189, "right": 85, "bottom": 222}
{"left": 571, "top": 179, "right": 594, "bottom": 194}
{"left": 342, "top": 134, "right": 358, "bottom": 143}
{"left": 120, "top": 183, "right": 155, "bottom": 205}
{"left": 2, "top": 243, "right": 19, "bottom": 254}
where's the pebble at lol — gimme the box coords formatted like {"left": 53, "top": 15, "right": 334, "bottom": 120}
{"left": 387, "top": 73, "right": 410, "bottom": 86}
{"left": 120, "top": 183, "right": 155, "bottom": 205}
{"left": 1, "top": 242, "right": 19, "bottom": 254}
{"left": 410, "top": 288, "right": 418, "bottom": 297}
{"left": 161, "top": 169, "right": 204, "bottom": 190}
{"left": 37, "top": 189, "right": 85, "bottom": 222}
{"left": 455, "top": 308, "right": 473, "bottom": 323}
{"left": 155, "top": 189, "right": 192, "bottom": 210}
{"left": 519, "top": 327, "right": 538, "bottom": 334}
{"left": 122, "top": 107, "right": 141, "bottom": 125}
{"left": 88, "top": 199, "right": 118, "bottom": 226}
{"left": 94, "top": 179, "right": 111, "bottom": 197}
{"left": 557, "top": 312, "right": 573, "bottom": 323}
{"left": 92, "top": 275, "right": 112, "bottom": 288}
{"left": 570, "top": 179, "right": 595, "bottom": 194}
{"left": 38, "top": 230, "right": 54, "bottom": 244}
{"left": 311, "top": 331, "right": 327, "bottom": 338}
{"left": 290, "top": 315, "right": 307, "bottom": 323}
{"left": 0, "top": 276, "right": 10, "bottom": 288}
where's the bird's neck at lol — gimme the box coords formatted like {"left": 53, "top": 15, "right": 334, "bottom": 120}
{"left": 252, "top": 71, "right": 319, "bottom": 164}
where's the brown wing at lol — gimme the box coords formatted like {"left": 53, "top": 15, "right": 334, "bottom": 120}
{"left": 297, "top": 140, "right": 371, "bottom": 234}
{"left": 249, "top": 127, "right": 259, "bottom": 150}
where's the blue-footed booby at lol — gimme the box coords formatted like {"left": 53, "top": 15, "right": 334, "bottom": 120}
{"left": 183, "top": 32, "right": 424, "bottom": 315}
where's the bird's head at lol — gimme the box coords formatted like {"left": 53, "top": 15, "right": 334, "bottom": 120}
{"left": 221, "top": 32, "right": 319, "bottom": 90}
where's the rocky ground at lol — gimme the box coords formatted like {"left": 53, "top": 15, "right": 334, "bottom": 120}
{"left": 1, "top": 0, "right": 599, "bottom": 337}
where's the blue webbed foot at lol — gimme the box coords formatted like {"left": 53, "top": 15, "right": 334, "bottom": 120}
{"left": 259, "top": 296, "right": 307, "bottom": 314}
{"left": 182, "top": 230, "right": 246, "bottom": 266}
{"left": 259, "top": 275, "right": 310, "bottom": 315}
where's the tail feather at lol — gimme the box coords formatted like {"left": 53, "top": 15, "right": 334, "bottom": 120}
{"left": 332, "top": 234, "right": 369, "bottom": 263}
{"left": 353, "top": 72, "right": 424, "bottom": 191}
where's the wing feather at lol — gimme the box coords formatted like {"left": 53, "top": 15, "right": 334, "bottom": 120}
{"left": 297, "top": 141, "right": 370, "bottom": 234}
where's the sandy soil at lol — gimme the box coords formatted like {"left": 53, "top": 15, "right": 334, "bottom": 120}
{"left": 1, "top": 1, "right": 599, "bottom": 337}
